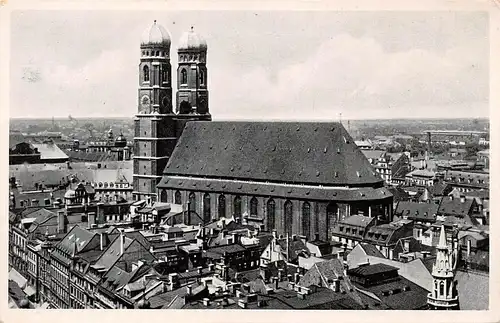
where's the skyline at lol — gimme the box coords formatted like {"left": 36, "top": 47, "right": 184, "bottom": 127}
{"left": 10, "top": 10, "right": 489, "bottom": 120}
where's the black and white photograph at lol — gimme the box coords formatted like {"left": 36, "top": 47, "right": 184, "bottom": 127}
{"left": 2, "top": 1, "right": 497, "bottom": 318}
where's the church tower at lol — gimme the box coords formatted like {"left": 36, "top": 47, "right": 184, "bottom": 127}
{"left": 427, "top": 225, "right": 460, "bottom": 310}
{"left": 176, "top": 27, "right": 210, "bottom": 117}
{"left": 133, "top": 21, "right": 178, "bottom": 203}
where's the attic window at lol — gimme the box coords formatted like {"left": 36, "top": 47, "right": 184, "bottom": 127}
{"left": 343, "top": 136, "right": 347, "bottom": 143}
{"left": 334, "top": 172, "right": 338, "bottom": 177}
{"left": 307, "top": 148, "right": 311, "bottom": 153}
{"left": 324, "top": 148, "right": 327, "bottom": 153}
{"left": 316, "top": 171, "right": 320, "bottom": 177}
{"left": 337, "top": 148, "right": 341, "bottom": 154}
{"left": 356, "top": 171, "right": 361, "bottom": 177}
{"left": 296, "top": 127, "right": 300, "bottom": 131}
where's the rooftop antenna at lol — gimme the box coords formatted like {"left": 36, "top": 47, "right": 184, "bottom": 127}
{"left": 338, "top": 112, "right": 343, "bottom": 125}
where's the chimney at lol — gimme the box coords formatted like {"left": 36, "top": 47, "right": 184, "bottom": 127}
{"left": 186, "top": 285, "right": 192, "bottom": 295}
{"left": 278, "top": 268, "right": 284, "bottom": 281}
{"left": 220, "top": 218, "right": 226, "bottom": 229}
{"left": 460, "top": 196, "right": 466, "bottom": 203}
{"left": 272, "top": 230, "right": 277, "bottom": 239}
{"left": 232, "top": 233, "right": 239, "bottom": 244}
{"left": 202, "top": 298, "right": 210, "bottom": 307}
{"left": 197, "top": 266, "right": 203, "bottom": 275}
{"left": 237, "top": 299, "right": 247, "bottom": 309}
{"left": 294, "top": 273, "right": 300, "bottom": 284}
{"left": 88, "top": 212, "right": 96, "bottom": 229}
{"left": 100, "top": 232, "right": 109, "bottom": 251}
{"left": 450, "top": 195, "right": 454, "bottom": 201}
{"left": 168, "top": 273, "right": 179, "bottom": 290}
{"left": 273, "top": 277, "right": 279, "bottom": 290}
{"left": 333, "top": 278, "right": 340, "bottom": 292}
{"left": 120, "top": 230, "right": 125, "bottom": 255}
{"left": 57, "top": 210, "right": 66, "bottom": 234}
{"left": 208, "top": 263, "right": 215, "bottom": 272}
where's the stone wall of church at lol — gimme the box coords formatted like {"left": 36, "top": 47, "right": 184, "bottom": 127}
{"left": 159, "top": 188, "right": 391, "bottom": 241}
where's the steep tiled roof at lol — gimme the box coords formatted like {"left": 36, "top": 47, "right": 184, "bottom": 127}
{"left": 55, "top": 226, "right": 95, "bottom": 255}
{"left": 348, "top": 263, "right": 398, "bottom": 277}
{"left": 437, "top": 196, "right": 474, "bottom": 217}
{"left": 358, "top": 243, "right": 385, "bottom": 258}
{"left": 395, "top": 201, "right": 438, "bottom": 222}
{"left": 456, "top": 270, "right": 489, "bottom": 310}
{"left": 163, "top": 122, "right": 384, "bottom": 186}
{"left": 361, "top": 150, "right": 387, "bottom": 161}
{"left": 341, "top": 215, "right": 375, "bottom": 228}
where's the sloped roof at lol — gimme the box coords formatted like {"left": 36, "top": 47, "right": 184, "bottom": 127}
{"left": 348, "top": 263, "right": 398, "bottom": 277}
{"left": 341, "top": 215, "right": 375, "bottom": 228}
{"left": 163, "top": 121, "right": 384, "bottom": 186}
{"left": 387, "top": 186, "right": 410, "bottom": 202}
{"left": 395, "top": 201, "right": 438, "bottom": 222}
{"left": 437, "top": 196, "right": 474, "bottom": 217}
{"left": 456, "top": 270, "right": 489, "bottom": 310}
{"left": 358, "top": 243, "right": 385, "bottom": 258}
{"left": 31, "top": 143, "right": 68, "bottom": 161}
{"left": 361, "top": 150, "right": 387, "bottom": 161}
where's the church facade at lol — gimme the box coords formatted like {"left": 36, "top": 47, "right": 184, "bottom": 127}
{"left": 133, "top": 21, "right": 393, "bottom": 241}
{"left": 132, "top": 21, "right": 211, "bottom": 202}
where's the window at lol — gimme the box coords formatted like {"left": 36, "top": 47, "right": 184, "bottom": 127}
{"left": 234, "top": 196, "right": 242, "bottom": 218}
{"left": 180, "top": 68, "right": 187, "bottom": 84}
{"left": 203, "top": 193, "right": 211, "bottom": 223}
{"left": 302, "top": 202, "right": 311, "bottom": 237}
{"left": 218, "top": 194, "right": 226, "bottom": 219}
{"left": 250, "top": 197, "right": 258, "bottom": 216}
{"left": 188, "top": 192, "right": 196, "bottom": 216}
{"left": 174, "top": 191, "right": 182, "bottom": 205}
{"left": 162, "top": 69, "right": 168, "bottom": 83}
{"left": 199, "top": 69, "right": 205, "bottom": 85}
{"left": 284, "top": 200, "right": 293, "bottom": 236}
{"left": 143, "top": 65, "right": 150, "bottom": 82}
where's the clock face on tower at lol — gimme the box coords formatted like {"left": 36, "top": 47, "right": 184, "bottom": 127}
{"left": 140, "top": 95, "right": 150, "bottom": 113}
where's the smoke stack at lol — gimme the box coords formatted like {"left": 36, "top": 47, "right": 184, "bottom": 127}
{"left": 57, "top": 210, "right": 66, "bottom": 233}
{"left": 100, "top": 232, "right": 108, "bottom": 251}
{"left": 120, "top": 230, "right": 125, "bottom": 255}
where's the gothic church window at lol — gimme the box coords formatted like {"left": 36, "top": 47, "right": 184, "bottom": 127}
{"left": 181, "top": 68, "right": 188, "bottom": 85}
{"left": 248, "top": 197, "right": 258, "bottom": 216}
{"left": 143, "top": 66, "right": 150, "bottom": 82}
{"left": 189, "top": 192, "right": 196, "bottom": 215}
{"left": 302, "top": 202, "right": 311, "bottom": 237}
{"left": 175, "top": 191, "right": 182, "bottom": 204}
{"left": 162, "top": 69, "right": 168, "bottom": 83}
{"left": 284, "top": 200, "right": 293, "bottom": 236}
{"left": 267, "top": 199, "right": 275, "bottom": 231}
{"left": 234, "top": 196, "right": 242, "bottom": 218}
{"left": 218, "top": 195, "right": 226, "bottom": 219}
{"left": 203, "top": 193, "right": 211, "bottom": 223}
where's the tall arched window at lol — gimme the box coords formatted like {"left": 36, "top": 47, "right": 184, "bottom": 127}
{"left": 180, "top": 68, "right": 187, "bottom": 84}
{"left": 174, "top": 191, "right": 182, "bottom": 205}
{"left": 143, "top": 65, "right": 150, "bottom": 82}
{"left": 199, "top": 69, "right": 205, "bottom": 85}
{"left": 160, "top": 190, "right": 167, "bottom": 203}
{"left": 284, "top": 200, "right": 293, "bottom": 236}
{"left": 326, "top": 202, "right": 338, "bottom": 238}
{"left": 250, "top": 197, "right": 258, "bottom": 216}
{"left": 161, "top": 69, "right": 168, "bottom": 83}
{"left": 203, "top": 193, "right": 211, "bottom": 223}
{"left": 234, "top": 196, "right": 242, "bottom": 218}
{"left": 267, "top": 199, "right": 276, "bottom": 231}
{"left": 302, "top": 202, "right": 311, "bottom": 237}
{"left": 218, "top": 194, "right": 226, "bottom": 219}
{"left": 188, "top": 192, "right": 196, "bottom": 222}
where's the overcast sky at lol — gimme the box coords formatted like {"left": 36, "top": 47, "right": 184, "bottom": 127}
{"left": 10, "top": 10, "right": 489, "bottom": 120}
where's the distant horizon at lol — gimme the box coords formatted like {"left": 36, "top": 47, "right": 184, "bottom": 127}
{"left": 10, "top": 11, "right": 489, "bottom": 120}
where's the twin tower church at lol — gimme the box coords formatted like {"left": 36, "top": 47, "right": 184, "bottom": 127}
{"left": 133, "top": 20, "right": 394, "bottom": 242}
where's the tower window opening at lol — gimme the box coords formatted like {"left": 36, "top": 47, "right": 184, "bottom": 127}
{"left": 181, "top": 68, "right": 188, "bottom": 85}
{"left": 143, "top": 65, "right": 150, "bottom": 82}
{"left": 162, "top": 69, "right": 168, "bottom": 84}
{"left": 199, "top": 70, "right": 205, "bottom": 85}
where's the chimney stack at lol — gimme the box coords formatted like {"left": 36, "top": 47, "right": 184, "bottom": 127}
{"left": 100, "top": 232, "right": 108, "bottom": 251}
{"left": 294, "top": 273, "right": 300, "bottom": 284}
{"left": 120, "top": 230, "right": 125, "bottom": 255}
{"left": 57, "top": 210, "right": 66, "bottom": 234}
{"left": 333, "top": 278, "right": 340, "bottom": 292}
{"left": 186, "top": 285, "right": 192, "bottom": 295}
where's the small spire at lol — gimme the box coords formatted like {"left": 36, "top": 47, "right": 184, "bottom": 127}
{"left": 191, "top": 25, "right": 194, "bottom": 32}
{"left": 154, "top": 20, "right": 157, "bottom": 24}
{"left": 437, "top": 225, "right": 447, "bottom": 249}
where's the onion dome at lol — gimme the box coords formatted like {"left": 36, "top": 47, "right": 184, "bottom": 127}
{"left": 141, "top": 20, "right": 171, "bottom": 46}
{"left": 115, "top": 133, "right": 127, "bottom": 148}
{"left": 178, "top": 26, "right": 207, "bottom": 51}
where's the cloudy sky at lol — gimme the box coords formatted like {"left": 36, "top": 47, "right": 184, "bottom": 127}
{"left": 10, "top": 10, "right": 489, "bottom": 120}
